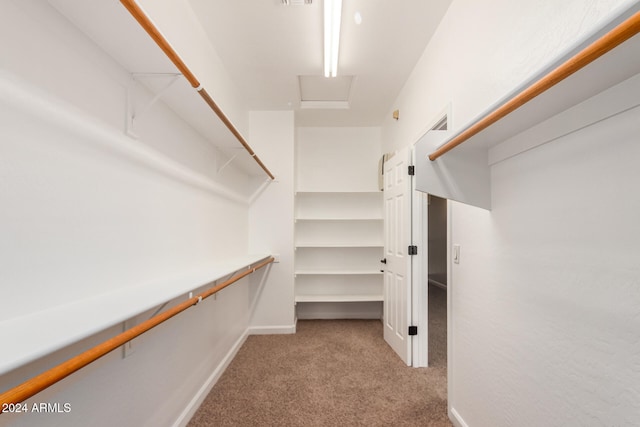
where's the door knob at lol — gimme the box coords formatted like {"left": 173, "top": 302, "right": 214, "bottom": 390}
{"left": 380, "top": 258, "right": 387, "bottom": 264}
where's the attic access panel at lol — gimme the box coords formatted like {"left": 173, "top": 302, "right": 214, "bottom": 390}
{"left": 299, "top": 75, "right": 353, "bottom": 109}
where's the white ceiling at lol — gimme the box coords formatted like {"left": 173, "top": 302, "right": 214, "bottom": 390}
{"left": 188, "top": 0, "right": 453, "bottom": 126}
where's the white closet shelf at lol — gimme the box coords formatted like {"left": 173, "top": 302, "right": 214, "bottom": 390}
{"left": 295, "top": 270, "right": 383, "bottom": 276}
{"left": 295, "top": 190, "right": 382, "bottom": 194}
{"left": 0, "top": 254, "right": 272, "bottom": 376}
{"left": 294, "top": 180, "right": 384, "bottom": 315}
{"left": 295, "top": 294, "right": 384, "bottom": 303}
{"left": 295, "top": 217, "right": 383, "bottom": 221}
{"left": 295, "top": 244, "right": 384, "bottom": 248}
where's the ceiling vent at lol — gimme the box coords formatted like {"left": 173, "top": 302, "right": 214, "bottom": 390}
{"left": 282, "top": 0, "right": 312, "bottom": 5}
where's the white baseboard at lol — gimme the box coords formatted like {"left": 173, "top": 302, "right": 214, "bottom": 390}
{"left": 296, "top": 312, "right": 382, "bottom": 320}
{"left": 172, "top": 330, "right": 249, "bottom": 427}
{"left": 450, "top": 407, "right": 470, "bottom": 427}
{"left": 247, "top": 324, "right": 297, "bottom": 335}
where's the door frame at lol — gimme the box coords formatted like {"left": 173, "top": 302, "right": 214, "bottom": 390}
{"left": 410, "top": 165, "right": 429, "bottom": 367}
{"left": 410, "top": 108, "right": 451, "bottom": 368}
{"left": 382, "top": 146, "right": 432, "bottom": 368}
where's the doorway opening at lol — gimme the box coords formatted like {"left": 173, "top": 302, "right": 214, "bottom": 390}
{"left": 427, "top": 194, "right": 447, "bottom": 367}
{"left": 382, "top": 110, "right": 451, "bottom": 368}
{"left": 423, "top": 110, "right": 449, "bottom": 368}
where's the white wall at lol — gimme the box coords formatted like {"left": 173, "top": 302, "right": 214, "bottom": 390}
{"left": 380, "top": 0, "right": 640, "bottom": 426}
{"left": 248, "top": 111, "right": 296, "bottom": 333}
{"left": 450, "top": 97, "right": 640, "bottom": 427}
{"left": 0, "top": 1, "right": 264, "bottom": 425}
{"left": 296, "top": 127, "right": 381, "bottom": 192}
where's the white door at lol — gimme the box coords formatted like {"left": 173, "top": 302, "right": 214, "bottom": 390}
{"left": 383, "top": 147, "right": 413, "bottom": 365}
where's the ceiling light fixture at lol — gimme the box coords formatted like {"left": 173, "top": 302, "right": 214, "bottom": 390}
{"left": 324, "top": 0, "right": 343, "bottom": 78}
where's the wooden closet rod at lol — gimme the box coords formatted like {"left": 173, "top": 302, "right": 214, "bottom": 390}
{"left": 0, "top": 257, "right": 274, "bottom": 407}
{"left": 428, "top": 11, "right": 640, "bottom": 161}
{"left": 119, "top": 0, "right": 275, "bottom": 180}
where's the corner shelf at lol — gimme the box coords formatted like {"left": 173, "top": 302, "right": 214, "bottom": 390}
{"left": 295, "top": 294, "right": 384, "bottom": 303}
{"left": 295, "top": 244, "right": 383, "bottom": 248}
{"left": 295, "top": 270, "right": 383, "bottom": 276}
{"left": 295, "top": 218, "right": 383, "bottom": 221}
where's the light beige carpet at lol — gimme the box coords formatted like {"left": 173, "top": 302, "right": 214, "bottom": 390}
{"left": 189, "top": 285, "right": 450, "bottom": 427}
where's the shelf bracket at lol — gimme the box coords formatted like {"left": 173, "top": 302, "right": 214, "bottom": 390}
{"left": 249, "top": 176, "right": 276, "bottom": 204}
{"left": 121, "top": 318, "right": 136, "bottom": 359}
{"left": 216, "top": 147, "right": 244, "bottom": 174}
{"left": 126, "top": 72, "right": 182, "bottom": 138}
{"left": 149, "top": 301, "right": 170, "bottom": 320}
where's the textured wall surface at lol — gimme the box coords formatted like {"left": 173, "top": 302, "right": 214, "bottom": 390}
{"left": 452, "top": 100, "right": 640, "bottom": 426}
{"left": 379, "top": 0, "right": 640, "bottom": 426}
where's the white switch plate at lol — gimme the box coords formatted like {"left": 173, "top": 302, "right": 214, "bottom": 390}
{"left": 453, "top": 244, "right": 461, "bottom": 264}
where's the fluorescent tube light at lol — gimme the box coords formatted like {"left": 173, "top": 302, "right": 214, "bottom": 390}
{"left": 324, "top": 0, "right": 342, "bottom": 77}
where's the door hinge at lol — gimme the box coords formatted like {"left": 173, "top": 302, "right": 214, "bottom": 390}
{"left": 408, "top": 245, "right": 418, "bottom": 255}
{"left": 408, "top": 326, "right": 418, "bottom": 336}
{"left": 408, "top": 165, "right": 415, "bottom": 176}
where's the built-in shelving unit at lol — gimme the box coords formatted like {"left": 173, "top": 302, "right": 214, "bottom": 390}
{"left": 295, "top": 127, "right": 383, "bottom": 319}
{"left": 294, "top": 191, "right": 383, "bottom": 306}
